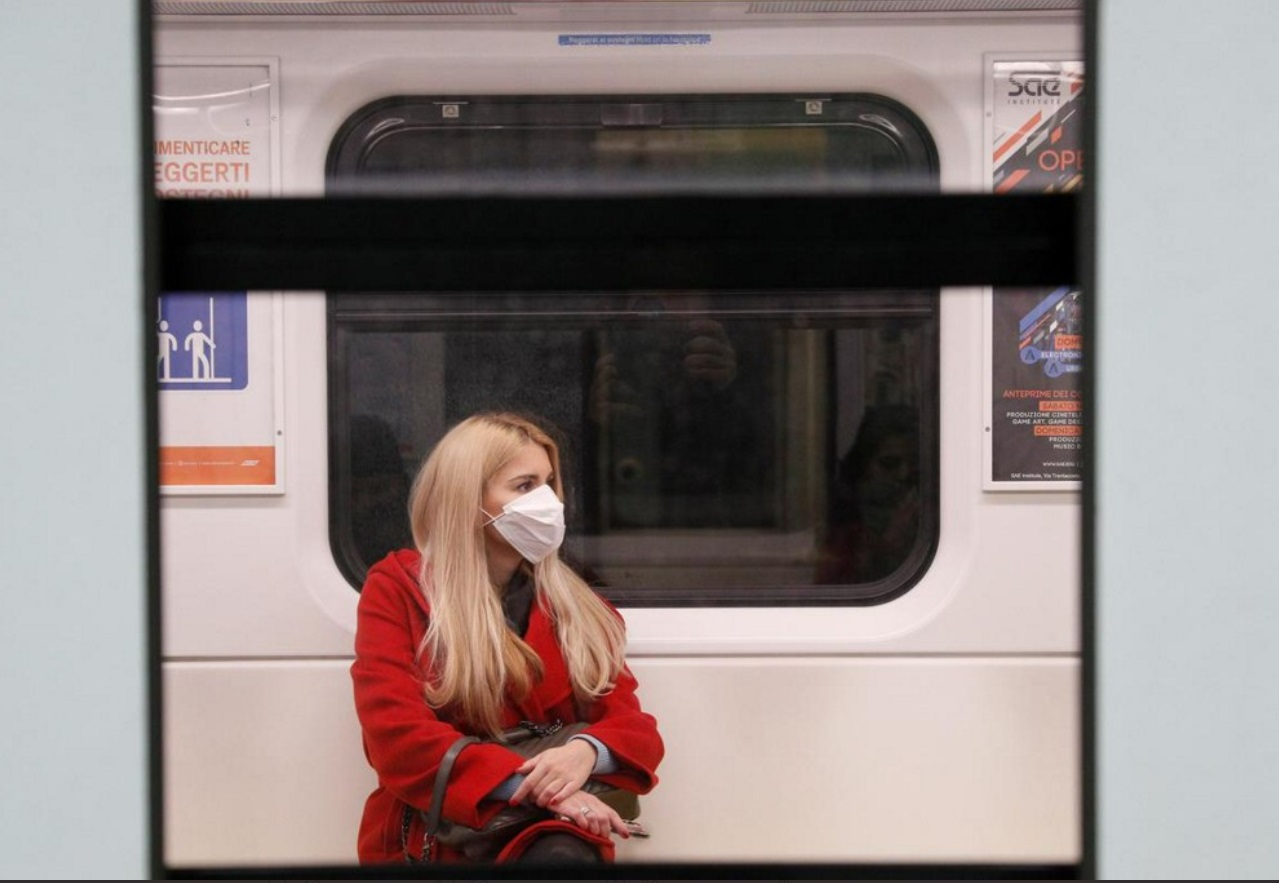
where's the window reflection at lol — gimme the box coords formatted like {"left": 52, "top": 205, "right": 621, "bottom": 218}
{"left": 329, "top": 92, "right": 939, "bottom": 603}
{"left": 333, "top": 293, "right": 936, "bottom": 603}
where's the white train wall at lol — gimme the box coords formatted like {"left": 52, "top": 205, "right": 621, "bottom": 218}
{"left": 154, "top": 6, "right": 1081, "bottom": 868}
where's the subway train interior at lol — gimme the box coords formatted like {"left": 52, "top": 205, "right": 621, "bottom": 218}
{"left": 152, "top": 0, "right": 1084, "bottom": 873}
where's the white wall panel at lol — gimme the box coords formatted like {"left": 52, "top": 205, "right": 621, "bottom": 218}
{"left": 164, "top": 658, "right": 1078, "bottom": 867}
{"left": 155, "top": 18, "right": 1083, "bottom": 660}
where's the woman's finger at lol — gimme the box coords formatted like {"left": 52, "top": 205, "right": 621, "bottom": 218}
{"left": 553, "top": 795, "right": 627, "bottom": 839}
{"left": 509, "top": 762, "right": 552, "bottom": 804}
{"left": 508, "top": 774, "right": 535, "bottom": 805}
{"left": 578, "top": 803, "right": 604, "bottom": 836}
{"left": 534, "top": 780, "right": 567, "bottom": 807}
{"left": 544, "top": 779, "right": 578, "bottom": 807}
{"left": 612, "top": 815, "right": 631, "bottom": 838}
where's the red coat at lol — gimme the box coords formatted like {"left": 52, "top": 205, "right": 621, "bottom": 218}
{"left": 351, "top": 549, "right": 664, "bottom": 865}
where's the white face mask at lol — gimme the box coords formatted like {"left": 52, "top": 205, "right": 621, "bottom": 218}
{"left": 481, "top": 483, "right": 566, "bottom": 563}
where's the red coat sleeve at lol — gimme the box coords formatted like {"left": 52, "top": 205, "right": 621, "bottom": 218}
{"left": 350, "top": 558, "right": 524, "bottom": 828}
{"left": 580, "top": 661, "right": 665, "bottom": 794}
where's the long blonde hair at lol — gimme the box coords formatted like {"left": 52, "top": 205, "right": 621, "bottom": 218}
{"left": 408, "top": 412, "right": 627, "bottom": 736}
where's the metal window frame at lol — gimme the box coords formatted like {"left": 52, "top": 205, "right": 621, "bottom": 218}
{"left": 322, "top": 90, "right": 947, "bottom": 606}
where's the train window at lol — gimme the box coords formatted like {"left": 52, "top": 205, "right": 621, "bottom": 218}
{"left": 327, "top": 94, "right": 939, "bottom": 606}
{"left": 326, "top": 94, "right": 938, "bottom": 194}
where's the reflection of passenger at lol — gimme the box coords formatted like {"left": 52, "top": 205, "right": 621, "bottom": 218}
{"left": 816, "top": 404, "right": 921, "bottom": 585}
{"left": 589, "top": 316, "right": 737, "bottom": 422}
{"left": 349, "top": 414, "right": 412, "bottom": 569}
{"left": 588, "top": 298, "right": 771, "bottom": 528}
{"left": 351, "top": 412, "right": 663, "bottom": 866}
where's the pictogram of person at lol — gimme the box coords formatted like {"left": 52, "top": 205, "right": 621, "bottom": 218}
{"left": 184, "top": 319, "right": 216, "bottom": 380}
{"left": 157, "top": 319, "right": 178, "bottom": 380}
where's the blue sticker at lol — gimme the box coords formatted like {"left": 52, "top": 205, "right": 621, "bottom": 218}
{"left": 559, "top": 34, "right": 711, "bottom": 46}
{"left": 157, "top": 292, "right": 249, "bottom": 390}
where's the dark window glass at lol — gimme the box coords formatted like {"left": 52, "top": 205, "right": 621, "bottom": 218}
{"left": 327, "top": 94, "right": 937, "bottom": 192}
{"left": 328, "top": 95, "right": 940, "bottom": 605}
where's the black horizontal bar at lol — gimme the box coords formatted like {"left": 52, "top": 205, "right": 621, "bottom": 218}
{"left": 158, "top": 193, "right": 1076, "bottom": 292}
{"left": 168, "top": 861, "right": 1079, "bottom": 880}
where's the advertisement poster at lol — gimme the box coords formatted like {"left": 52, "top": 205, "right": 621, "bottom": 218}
{"left": 985, "top": 58, "right": 1084, "bottom": 489}
{"left": 154, "top": 61, "right": 283, "bottom": 494}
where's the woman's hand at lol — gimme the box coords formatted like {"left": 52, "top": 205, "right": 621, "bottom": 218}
{"left": 550, "top": 790, "right": 630, "bottom": 840}
{"left": 509, "top": 739, "right": 597, "bottom": 808}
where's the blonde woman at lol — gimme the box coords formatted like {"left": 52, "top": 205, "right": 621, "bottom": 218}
{"left": 351, "top": 412, "right": 664, "bottom": 866}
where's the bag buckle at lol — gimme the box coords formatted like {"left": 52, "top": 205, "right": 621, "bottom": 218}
{"left": 517, "top": 719, "right": 563, "bottom": 738}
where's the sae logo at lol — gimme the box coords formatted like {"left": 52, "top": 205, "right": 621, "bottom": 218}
{"left": 157, "top": 292, "right": 249, "bottom": 391}
{"left": 1007, "top": 73, "right": 1062, "bottom": 98}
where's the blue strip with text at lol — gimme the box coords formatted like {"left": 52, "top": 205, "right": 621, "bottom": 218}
{"left": 559, "top": 34, "right": 712, "bottom": 46}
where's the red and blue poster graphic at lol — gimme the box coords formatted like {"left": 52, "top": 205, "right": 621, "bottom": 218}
{"left": 991, "top": 285, "right": 1083, "bottom": 483}
{"left": 990, "top": 61, "right": 1084, "bottom": 485}
{"left": 992, "top": 63, "right": 1084, "bottom": 195}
